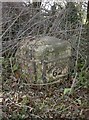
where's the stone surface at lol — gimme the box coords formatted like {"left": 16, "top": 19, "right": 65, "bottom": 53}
{"left": 15, "top": 36, "right": 71, "bottom": 83}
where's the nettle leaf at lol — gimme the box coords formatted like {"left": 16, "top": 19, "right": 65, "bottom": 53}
{"left": 63, "top": 88, "right": 71, "bottom": 95}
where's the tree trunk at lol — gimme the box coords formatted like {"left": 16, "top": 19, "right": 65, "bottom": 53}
{"left": 86, "top": 1, "right": 89, "bottom": 67}
{"left": 85, "top": 1, "right": 89, "bottom": 83}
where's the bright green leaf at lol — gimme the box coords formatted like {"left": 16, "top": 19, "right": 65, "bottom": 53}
{"left": 63, "top": 88, "right": 71, "bottom": 95}
{"left": 13, "top": 64, "right": 19, "bottom": 72}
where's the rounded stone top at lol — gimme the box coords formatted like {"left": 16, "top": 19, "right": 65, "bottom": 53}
{"left": 15, "top": 36, "right": 71, "bottom": 84}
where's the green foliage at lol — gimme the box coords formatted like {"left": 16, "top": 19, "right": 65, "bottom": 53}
{"left": 78, "top": 71, "right": 88, "bottom": 88}
{"left": 63, "top": 88, "right": 71, "bottom": 95}
{"left": 77, "top": 58, "right": 89, "bottom": 88}
{"left": 13, "top": 64, "right": 19, "bottom": 72}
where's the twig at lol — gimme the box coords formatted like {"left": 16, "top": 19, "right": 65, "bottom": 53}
{"left": 0, "top": 9, "right": 24, "bottom": 39}
{"left": 70, "top": 23, "right": 82, "bottom": 94}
